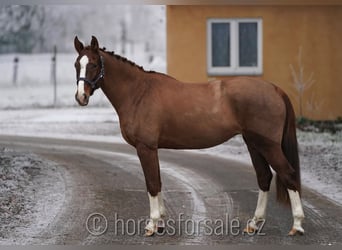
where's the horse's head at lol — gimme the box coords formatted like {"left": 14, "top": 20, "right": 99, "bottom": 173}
{"left": 74, "top": 36, "right": 104, "bottom": 106}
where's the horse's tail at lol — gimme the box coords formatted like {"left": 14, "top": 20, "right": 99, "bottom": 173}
{"left": 276, "top": 90, "right": 301, "bottom": 206}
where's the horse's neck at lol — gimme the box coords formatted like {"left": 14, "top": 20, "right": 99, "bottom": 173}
{"left": 100, "top": 53, "right": 147, "bottom": 117}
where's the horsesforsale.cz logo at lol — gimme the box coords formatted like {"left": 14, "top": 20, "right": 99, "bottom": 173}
{"left": 86, "top": 213, "right": 108, "bottom": 236}
{"left": 85, "top": 212, "right": 266, "bottom": 236}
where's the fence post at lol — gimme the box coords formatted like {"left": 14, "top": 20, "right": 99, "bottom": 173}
{"left": 120, "top": 20, "right": 127, "bottom": 55}
{"left": 13, "top": 56, "right": 19, "bottom": 86}
{"left": 52, "top": 45, "right": 57, "bottom": 107}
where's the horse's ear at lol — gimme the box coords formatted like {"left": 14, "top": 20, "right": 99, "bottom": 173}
{"left": 74, "top": 36, "right": 84, "bottom": 54}
{"left": 90, "top": 36, "right": 99, "bottom": 52}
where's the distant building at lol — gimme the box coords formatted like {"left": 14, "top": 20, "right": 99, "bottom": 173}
{"left": 166, "top": 1, "right": 342, "bottom": 120}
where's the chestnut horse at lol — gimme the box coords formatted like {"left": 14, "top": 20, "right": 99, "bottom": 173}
{"left": 74, "top": 36, "right": 304, "bottom": 236}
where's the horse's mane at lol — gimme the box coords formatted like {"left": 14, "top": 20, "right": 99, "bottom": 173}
{"left": 84, "top": 46, "right": 176, "bottom": 80}
{"left": 96, "top": 47, "right": 154, "bottom": 73}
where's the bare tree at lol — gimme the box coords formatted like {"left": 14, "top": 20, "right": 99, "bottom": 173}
{"left": 289, "top": 46, "right": 315, "bottom": 118}
{"left": 0, "top": 6, "right": 45, "bottom": 53}
{"left": 0, "top": 5, "right": 166, "bottom": 55}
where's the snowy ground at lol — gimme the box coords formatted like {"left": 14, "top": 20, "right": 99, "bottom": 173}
{"left": 0, "top": 149, "right": 65, "bottom": 244}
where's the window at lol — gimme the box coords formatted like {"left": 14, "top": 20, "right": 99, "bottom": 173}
{"left": 207, "top": 18, "right": 263, "bottom": 75}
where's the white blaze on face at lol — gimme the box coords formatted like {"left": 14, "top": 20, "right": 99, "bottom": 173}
{"left": 76, "top": 55, "right": 89, "bottom": 98}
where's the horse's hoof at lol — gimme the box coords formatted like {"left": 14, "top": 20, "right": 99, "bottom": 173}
{"left": 144, "top": 229, "right": 155, "bottom": 237}
{"left": 243, "top": 226, "right": 257, "bottom": 235}
{"left": 288, "top": 227, "right": 304, "bottom": 236}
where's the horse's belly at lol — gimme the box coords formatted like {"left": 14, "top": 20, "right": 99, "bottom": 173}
{"left": 158, "top": 124, "right": 238, "bottom": 149}
{"left": 158, "top": 97, "right": 240, "bottom": 149}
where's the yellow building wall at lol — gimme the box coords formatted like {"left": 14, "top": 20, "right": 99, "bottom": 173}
{"left": 167, "top": 5, "right": 342, "bottom": 120}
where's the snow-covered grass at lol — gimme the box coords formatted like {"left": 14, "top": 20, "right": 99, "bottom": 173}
{"left": 0, "top": 54, "right": 75, "bottom": 86}
{"left": 0, "top": 107, "right": 125, "bottom": 144}
{"left": 0, "top": 82, "right": 110, "bottom": 109}
{"left": 297, "top": 131, "right": 342, "bottom": 205}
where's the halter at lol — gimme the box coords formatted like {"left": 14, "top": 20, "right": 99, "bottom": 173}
{"left": 77, "top": 55, "right": 105, "bottom": 91}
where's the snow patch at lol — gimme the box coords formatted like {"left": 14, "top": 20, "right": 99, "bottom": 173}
{"left": 0, "top": 150, "right": 66, "bottom": 244}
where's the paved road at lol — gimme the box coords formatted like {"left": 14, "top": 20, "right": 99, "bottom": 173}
{"left": 0, "top": 135, "right": 341, "bottom": 245}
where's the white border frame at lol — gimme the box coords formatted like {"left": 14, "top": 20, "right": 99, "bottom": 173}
{"left": 207, "top": 18, "right": 263, "bottom": 76}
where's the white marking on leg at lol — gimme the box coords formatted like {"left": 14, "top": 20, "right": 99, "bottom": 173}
{"left": 145, "top": 192, "right": 161, "bottom": 233}
{"left": 76, "top": 55, "right": 89, "bottom": 97}
{"left": 248, "top": 190, "right": 268, "bottom": 230}
{"left": 254, "top": 190, "right": 268, "bottom": 219}
{"left": 288, "top": 189, "right": 305, "bottom": 233}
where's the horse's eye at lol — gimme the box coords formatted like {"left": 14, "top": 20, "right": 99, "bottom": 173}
{"left": 88, "top": 63, "right": 97, "bottom": 69}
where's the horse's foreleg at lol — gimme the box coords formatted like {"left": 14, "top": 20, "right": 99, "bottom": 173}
{"left": 146, "top": 192, "right": 166, "bottom": 235}
{"left": 136, "top": 143, "right": 164, "bottom": 236}
{"left": 245, "top": 190, "right": 269, "bottom": 234}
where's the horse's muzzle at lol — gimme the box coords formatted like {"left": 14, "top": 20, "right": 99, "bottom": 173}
{"left": 75, "top": 92, "right": 89, "bottom": 106}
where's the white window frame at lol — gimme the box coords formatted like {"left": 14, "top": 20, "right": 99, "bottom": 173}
{"left": 207, "top": 18, "right": 263, "bottom": 76}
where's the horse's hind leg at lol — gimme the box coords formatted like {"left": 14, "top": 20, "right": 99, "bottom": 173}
{"left": 259, "top": 144, "right": 305, "bottom": 235}
{"left": 136, "top": 143, "right": 165, "bottom": 236}
{"left": 243, "top": 138, "right": 273, "bottom": 234}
